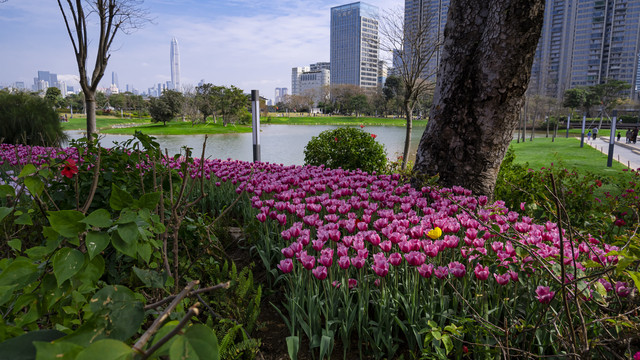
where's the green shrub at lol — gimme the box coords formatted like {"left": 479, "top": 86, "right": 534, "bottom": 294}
{"left": 304, "top": 127, "right": 387, "bottom": 173}
{"left": 0, "top": 92, "right": 67, "bottom": 146}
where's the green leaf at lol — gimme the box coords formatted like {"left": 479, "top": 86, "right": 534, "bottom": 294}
{"left": 0, "top": 330, "right": 66, "bottom": 360}
{"left": 111, "top": 231, "right": 137, "bottom": 259}
{"left": 0, "top": 184, "right": 15, "bottom": 198}
{"left": 18, "top": 164, "right": 38, "bottom": 178}
{"left": 169, "top": 325, "right": 219, "bottom": 360}
{"left": 117, "top": 222, "right": 139, "bottom": 245}
{"left": 81, "top": 209, "right": 113, "bottom": 228}
{"left": 133, "top": 267, "right": 166, "bottom": 289}
{"left": 0, "top": 258, "right": 38, "bottom": 287}
{"left": 88, "top": 285, "right": 144, "bottom": 341}
{"left": 25, "top": 246, "right": 52, "bottom": 260}
{"left": 442, "top": 334, "right": 453, "bottom": 355}
{"left": 76, "top": 255, "right": 105, "bottom": 293}
{"left": 14, "top": 213, "right": 33, "bottom": 225}
{"left": 8, "top": 239, "right": 21, "bottom": 252}
{"left": 48, "top": 210, "right": 86, "bottom": 238}
{"left": 52, "top": 248, "right": 85, "bottom": 286}
{"left": 110, "top": 185, "right": 134, "bottom": 211}
{"left": 286, "top": 336, "right": 299, "bottom": 360}
{"left": 0, "top": 284, "right": 18, "bottom": 307}
{"left": 86, "top": 231, "right": 110, "bottom": 260}
{"left": 147, "top": 321, "right": 180, "bottom": 357}
{"left": 34, "top": 340, "right": 83, "bottom": 360}
{"left": 75, "top": 339, "right": 134, "bottom": 360}
{"left": 627, "top": 271, "right": 640, "bottom": 294}
{"left": 138, "top": 192, "right": 161, "bottom": 210}
{"left": 138, "top": 243, "right": 151, "bottom": 264}
{"left": 24, "top": 176, "right": 44, "bottom": 197}
{"left": 0, "top": 207, "right": 12, "bottom": 222}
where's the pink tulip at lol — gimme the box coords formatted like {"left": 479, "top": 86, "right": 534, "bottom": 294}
{"left": 348, "top": 278, "right": 358, "bottom": 289}
{"left": 256, "top": 213, "right": 267, "bottom": 222}
{"left": 277, "top": 259, "right": 293, "bottom": 273}
{"left": 379, "top": 240, "right": 392, "bottom": 252}
{"left": 351, "top": 256, "right": 366, "bottom": 269}
{"left": 338, "top": 256, "right": 351, "bottom": 269}
{"left": 494, "top": 273, "right": 510, "bottom": 286}
{"left": 389, "top": 252, "right": 403, "bottom": 266}
{"left": 405, "top": 251, "right": 426, "bottom": 266}
{"left": 372, "top": 261, "right": 389, "bottom": 277}
{"left": 312, "top": 266, "right": 328, "bottom": 280}
{"left": 418, "top": 263, "right": 434, "bottom": 278}
{"left": 448, "top": 261, "right": 466, "bottom": 278}
{"left": 615, "top": 282, "right": 631, "bottom": 297}
{"left": 535, "top": 285, "right": 555, "bottom": 304}
{"left": 300, "top": 253, "right": 315, "bottom": 270}
{"left": 281, "top": 247, "right": 295, "bottom": 258}
{"left": 474, "top": 264, "right": 489, "bottom": 281}
{"left": 434, "top": 266, "right": 449, "bottom": 279}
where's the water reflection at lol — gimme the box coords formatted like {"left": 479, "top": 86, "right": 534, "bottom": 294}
{"left": 66, "top": 124, "right": 426, "bottom": 165}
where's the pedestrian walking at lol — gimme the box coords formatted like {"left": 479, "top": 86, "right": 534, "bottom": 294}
{"left": 587, "top": 130, "right": 592, "bottom": 140}
{"left": 593, "top": 128, "right": 598, "bottom": 140}
{"left": 617, "top": 132, "right": 621, "bottom": 141}
{"left": 627, "top": 129, "right": 631, "bottom": 144}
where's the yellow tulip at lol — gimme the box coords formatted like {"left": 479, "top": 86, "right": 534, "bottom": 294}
{"left": 427, "top": 227, "right": 443, "bottom": 240}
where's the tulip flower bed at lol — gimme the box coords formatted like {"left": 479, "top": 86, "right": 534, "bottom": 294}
{"left": 1, "top": 143, "right": 639, "bottom": 359}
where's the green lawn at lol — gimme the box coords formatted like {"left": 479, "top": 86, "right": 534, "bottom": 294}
{"left": 509, "top": 137, "right": 629, "bottom": 178}
{"left": 264, "top": 115, "right": 427, "bottom": 127}
{"left": 100, "top": 121, "right": 252, "bottom": 135}
{"left": 60, "top": 115, "right": 148, "bottom": 131}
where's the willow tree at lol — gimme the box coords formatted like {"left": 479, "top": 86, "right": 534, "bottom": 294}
{"left": 57, "top": 0, "right": 148, "bottom": 137}
{"left": 379, "top": 6, "right": 439, "bottom": 170}
{"left": 413, "top": 0, "right": 545, "bottom": 197}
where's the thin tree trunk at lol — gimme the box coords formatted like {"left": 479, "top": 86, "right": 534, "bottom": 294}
{"left": 413, "top": 0, "right": 544, "bottom": 197}
{"left": 85, "top": 94, "right": 97, "bottom": 137}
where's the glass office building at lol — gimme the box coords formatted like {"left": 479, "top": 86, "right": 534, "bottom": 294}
{"left": 330, "top": 2, "right": 380, "bottom": 88}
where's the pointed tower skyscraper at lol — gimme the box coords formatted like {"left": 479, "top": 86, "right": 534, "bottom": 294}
{"left": 170, "top": 37, "right": 181, "bottom": 92}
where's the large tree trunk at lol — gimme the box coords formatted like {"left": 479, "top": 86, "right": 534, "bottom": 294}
{"left": 85, "top": 92, "right": 97, "bottom": 137}
{"left": 402, "top": 101, "right": 413, "bottom": 170}
{"left": 413, "top": 0, "right": 544, "bottom": 197}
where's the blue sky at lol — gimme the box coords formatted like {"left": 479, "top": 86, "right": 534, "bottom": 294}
{"left": 0, "top": 0, "right": 402, "bottom": 101}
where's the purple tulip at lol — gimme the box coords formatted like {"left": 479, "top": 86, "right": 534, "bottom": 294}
{"left": 312, "top": 266, "right": 328, "bottom": 280}
{"left": 371, "top": 261, "right": 389, "bottom": 277}
{"left": 418, "top": 263, "right": 434, "bottom": 278}
{"left": 338, "top": 256, "right": 351, "bottom": 269}
{"left": 535, "top": 285, "right": 555, "bottom": 304}
{"left": 389, "top": 252, "right": 403, "bottom": 266}
{"left": 448, "top": 261, "right": 466, "bottom": 278}
{"left": 351, "top": 256, "right": 366, "bottom": 269}
{"left": 277, "top": 259, "right": 293, "bottom": 273}
{"left": 474, "top": 264, "right": 489, "bottom": 281}
{"left": 615, "top": 282, "right": 631, "bottom": 297}
{"left": 494, "top": 273, "right": 510, "bottom": 286}
{"left": 434, "top": 266, "right": 449, "bottom": 279}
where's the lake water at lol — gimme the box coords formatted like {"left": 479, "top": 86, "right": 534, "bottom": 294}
{"left": 66, "top": 124, "right": 427, "bottom": 165}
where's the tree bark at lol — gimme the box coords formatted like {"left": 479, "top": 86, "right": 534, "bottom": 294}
{"left": 413, "top": 0, "right": 544, "bottom": 197}
{"left": 85, "top": 94, "right": 97, "bottom": 137}
{"left": 402, "top": 100, "right": 414, "bottom": 169}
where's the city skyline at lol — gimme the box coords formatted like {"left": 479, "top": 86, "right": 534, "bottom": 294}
{"left": 0, "top": 0, "right": 402, "bottom": 101}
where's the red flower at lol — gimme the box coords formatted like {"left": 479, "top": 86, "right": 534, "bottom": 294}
{"left": 360, "top": 124, "right": 364, "bottom": 128}
{"left": 334, "top": 137, "right": 338, "bottom": 142}
{"left": 371, "top": 134, "right": 377, "bottom": 139}
{"left": 61, "top": 159, "right": 78, "bottom": 178}
{"left": 595, "top": 180, "right": 602, "bottom": 187}
{"left": 463, "top": 345, "right": 469, "bottom": 354}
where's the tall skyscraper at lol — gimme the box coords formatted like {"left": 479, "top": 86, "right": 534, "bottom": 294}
{"left": 569, "top": 0, "right": 640, "bottom": 98}
{"left": 403, "top": 0, "right": 450, "bottom": 82}
{"left": 330, "top": 2, "right": 380, "bottom": 89}
{"left": 170, "top": 37, "right": 181, "bottom": 92}
{"left": 413, "top": 0, "right": 640, "bottom": 99}
{"left": 112, "top": 71, "right": 119, "bottom": 89}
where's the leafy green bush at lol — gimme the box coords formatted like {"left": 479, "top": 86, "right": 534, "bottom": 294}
{"left": 0, "top": 92, "right": 67, "bottom": 146}
{"left": 304, "top": 127, "right": 387, "bottom": 173}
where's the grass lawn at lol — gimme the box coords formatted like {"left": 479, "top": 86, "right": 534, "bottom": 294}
{"left": 264, "top": 115, "right": 428, "bottom": 127}
{"left": 509, "top": 137, "right": 629, "bottom": 178}
{"left": 100, "top": 121, "right": 252, "bottom": 135}
{"left": 60, "top": 115, "right": 148, "bottom": 131}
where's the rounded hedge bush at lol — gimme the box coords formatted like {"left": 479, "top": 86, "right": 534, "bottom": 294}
{"left": 304, "top": 127, "right": 387, "bottom": 173}
{"left": 0, "top": 92, "right": 67, "bottom": 146}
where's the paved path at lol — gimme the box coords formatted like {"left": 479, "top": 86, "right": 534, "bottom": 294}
{"left": 582, "top": 136, "right": 640, "bottom": 171}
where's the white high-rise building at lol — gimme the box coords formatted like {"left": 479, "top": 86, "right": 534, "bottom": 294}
{"left": 170, "top": 37, "right": 181, "bottom": 92}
